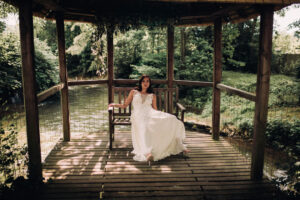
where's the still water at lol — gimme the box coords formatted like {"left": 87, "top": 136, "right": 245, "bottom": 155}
{"left": 8, "top": 85, "right": 110, "bottom": 161}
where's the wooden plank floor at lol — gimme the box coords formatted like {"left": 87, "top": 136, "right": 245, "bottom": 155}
{"left": 41, "top": 131, "right": 277, "bottom": 200}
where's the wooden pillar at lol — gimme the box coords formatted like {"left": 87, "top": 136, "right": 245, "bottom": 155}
{"left": 19, "top": 0, "right": 42, "bottom": 181}
{"left": 212, "top": 18, "right": 222, "bottom": 141}
{"left": 251, "top": 6, "right": 274, "bottom": 180}
{"left": 167, "top": 25, "right": 174, "bottom": 113}
{"left": 56, "top": 14, "right": 70, "bottom": 141}
{"left": 180, "top": 28, "right": 186, "bottom": 73}
{"left": 107, "top": 26, "right": 114, "bottom": 104}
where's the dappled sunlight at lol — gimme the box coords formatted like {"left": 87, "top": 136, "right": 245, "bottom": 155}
{"left": 40, "top": 129, "right": 277, "bottom": 199}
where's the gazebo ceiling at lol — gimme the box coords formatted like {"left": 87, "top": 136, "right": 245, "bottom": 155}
{"left": 5, "top": 0, "right": 300, "bottom": 26}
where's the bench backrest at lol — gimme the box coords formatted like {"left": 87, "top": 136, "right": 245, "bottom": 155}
{"left": 112, "top": 87, "right": 179, "bottom": 116}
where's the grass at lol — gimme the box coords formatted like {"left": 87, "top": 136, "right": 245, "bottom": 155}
{"left": 185, "top": 70, "right": 300, "bottom": 129}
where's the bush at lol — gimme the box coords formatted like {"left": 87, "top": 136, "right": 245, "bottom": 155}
{"left": 0, "top": 124, "right": 28, "bottom": 186}
{"left": 0, "top": 176, "right": 44, "bottom": 200}
{"left": 265, "top": 120, "right": 300, "bottom": 157}
{"left": 0, "top": 31, "right": 59, "bottom": 105}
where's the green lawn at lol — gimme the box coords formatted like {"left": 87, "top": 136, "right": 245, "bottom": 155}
{"left": 185, "top": 70, "right": 300, "bottom": 131}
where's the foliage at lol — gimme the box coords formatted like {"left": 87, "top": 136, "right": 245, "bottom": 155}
{"left": 0, "top": 31, "right": 22, "bottom": 105}
{"left": 222, "top": 23, "right": 245, "bottom": 70}
{"left": 94, "top": 13, "right": 177, "bottom": 40}
{"left": 0, "top": 1, "right": 17, "bottom": 18}
{"left": 126, "top": 27, "right": 167, "bottom": 79}
{"left": 66, "top": 23, "right": 107, "bottom": 78}
{"left": 0, "top": 26, "right": 59, "bottom": 105}
{"left": 231, "top": 19, "right": 260, "bottom": 73}
{"left": 0, "top": 123, "right": 28, "bottom": 186}
{"left": 0, "top": 21, "right": 5, "bottom": 33}
{"left": 66, "top": 40, "right": 94, "bottom": 77}
{"left": 272, "top": 54, "right": 300, "bottom": 76}
{"left": 114, "top": 30, "right": 144, "bottom": 78}
{"left": 33, "top": 18, "right": 57, "bottom": 54}
{"left": 265, "top": 120, "right": 300, "bottom": 156}
{"left": 268, "top": 75, "right": 299, "bottom": 108}
{"left": 273, "top": 32, "right": 300, "bottom": 54}
{"left": 0, "top": 176, "right": 44, "bottom": 200}
{"left": 130, "top": 52, "right": 167, "bottom": 79}
{"left": 289, "top": 19, "right": 300, "bottom": 39}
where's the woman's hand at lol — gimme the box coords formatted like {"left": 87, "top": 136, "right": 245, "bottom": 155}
{"left": 108, "top": 103, "right": 117, "bottom": 108}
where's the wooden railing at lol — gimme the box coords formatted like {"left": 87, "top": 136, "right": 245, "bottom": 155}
{"left": 174, "top": 80, "right": 213, "bottom": 87}
{"left": 216, "top": 83, "right": 256, "bottom": 102}
{"left": 37, "top": 80, "right": 256, "bottom": 103}
{"left": 68, "top": 79, "right": 108, "bottom": 86}
{"left": 37, "top": 84, "right": 64, "bottom": 103}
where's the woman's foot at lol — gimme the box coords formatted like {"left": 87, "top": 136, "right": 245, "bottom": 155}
{"left": 182, "top": 149, "right": 190, "bottom": 157}
{"left": 146, "top": 153, "right": 154, "bottom": 166}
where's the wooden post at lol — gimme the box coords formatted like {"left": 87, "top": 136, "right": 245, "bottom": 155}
{"left": 180, "top": 27, "right": 186, "bottom": 73}
{"left": 167, "top": 25, "right": 174, "bottom": 114}
{"left": 56, "top": 14, "right": 70, "bottom": 141}
{"left": 107, "top": 26, "right": 114, "bottom": 104}
{"left": 19, "top": 0, "right": 42, "bottom": 181}
{"left": 212, "top": 18, "right": 222, "bottom": 141}
{"left": 107, "top": 26, "right": 114, "bottom": 149}
{"left": 251, "top": 6, "right": 274, "bottom": 180}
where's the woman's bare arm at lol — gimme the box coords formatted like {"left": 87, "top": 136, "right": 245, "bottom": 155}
{"left": 109, "top": 90, "right": 135, "bottom": 109}
{"left": 152, "top": 94, "right": 157, "bottom": 110}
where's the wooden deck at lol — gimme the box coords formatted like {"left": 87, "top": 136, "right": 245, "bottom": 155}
{"left": 41, "top": 131, "right": 277, "bottom": 200}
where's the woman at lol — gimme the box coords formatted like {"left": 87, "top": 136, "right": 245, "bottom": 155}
{"left": 109, "top": 75, "right": 189, "bottom": 165}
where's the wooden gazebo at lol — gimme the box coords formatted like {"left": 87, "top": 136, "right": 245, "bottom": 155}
{"left": 4, "top": 0, "right": 300, "bottom": 189}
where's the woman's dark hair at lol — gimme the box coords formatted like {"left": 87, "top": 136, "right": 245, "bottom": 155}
{"left": 137, "top": 75, "right": 153, "bottom": 93}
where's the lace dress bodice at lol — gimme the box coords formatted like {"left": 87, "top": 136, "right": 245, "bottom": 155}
{"left": 131, "top": 91, "right": 153, "bottom": 117}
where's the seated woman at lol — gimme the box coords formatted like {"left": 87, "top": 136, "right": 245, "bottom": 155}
{"left": 109, "top": 75, "right": 189, "bottom": 165}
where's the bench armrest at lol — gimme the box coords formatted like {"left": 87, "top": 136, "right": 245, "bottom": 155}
{"left": 108, "top": 106, "right": 114, "bottom": 113}
{"left": 176, "top": 103, "right": 186, "bottom": 122}
{"left": 176, "top": 103, "right": 186, "bottom": 112}
{"left": 108, "top": 106, "right": 114, "bottom": 125}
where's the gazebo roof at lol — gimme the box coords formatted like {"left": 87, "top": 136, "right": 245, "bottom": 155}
{"left": 5, "top": 0, "right": 300, "bottom": 26}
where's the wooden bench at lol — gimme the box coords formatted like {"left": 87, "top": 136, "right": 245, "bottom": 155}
{"left": 108, "top": 87, "right": 186, "bottom": 150}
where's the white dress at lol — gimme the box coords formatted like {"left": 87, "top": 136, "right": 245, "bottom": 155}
{"left": 131, "top": 90, "right": 186, "bottom": 162}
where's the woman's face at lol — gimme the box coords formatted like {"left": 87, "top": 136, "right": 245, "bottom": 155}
{"left": 141, "top": 77, "right": 150, "bottom": 90}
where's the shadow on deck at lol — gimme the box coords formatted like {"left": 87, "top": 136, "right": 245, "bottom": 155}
{"left": 41, "top": 131, "right": 277, "bottom": 200}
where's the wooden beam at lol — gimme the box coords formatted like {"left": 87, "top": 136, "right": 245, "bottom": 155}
{"left": 212, "top": 18, "right": 222, "bottom": 141}
{"left": 216, "top": 84, "right": 256, "bottom": 102}
{"left": 174, "top": 80, "right": 213, "bottom": 87}
{"left": 18, "top": 0, "right": 42, "bottom": 182}
{"left": 107, "top": 26, "right": 114, "bottom": 104}
{"left": 37, "top": 84, "right": 63, "bottom": 103}
{"left": 251, "top": 6, "right": 274, "bottom": 181}
{"left": 167, "top": 25, "right": 174, "bottom": 113}
{"left": 68, "top": 80, "right": 108, "bottom": 86}
{"left": 56, "top": 14, "right": 70, "bottom": 142}
{"left": 114, "top": 79, "right": 168, "bottom": 85}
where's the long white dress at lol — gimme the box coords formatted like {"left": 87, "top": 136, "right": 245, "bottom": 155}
{"left": 131, "top": 90, "right": 186, "bottom": 162}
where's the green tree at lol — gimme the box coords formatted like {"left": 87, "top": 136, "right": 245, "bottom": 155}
{"left": 0, "top": 1, "right": 17, "bottom": 18}
{"left": 129, "top": 27, "right": 167, "bottom": 79}
{"left": 114, "top": 29, "right": 146, "bottom": 79}
{"left": 232, "top": 20, "right": 259, "bottom": 73}
{"left": 0, "top": 27, "right": 58, "bottom": 105}
{"left": 0, "top": 32, "right": 22, "bottom": 105}
{"left": 0, "top": 21, "right": 5, "bottom": 33}
{"left": 66, "top": 23, "right": 106, "bottom": 78}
